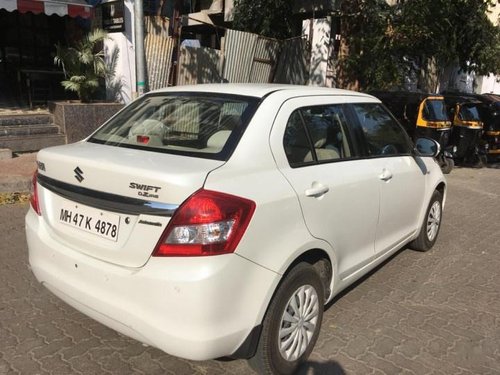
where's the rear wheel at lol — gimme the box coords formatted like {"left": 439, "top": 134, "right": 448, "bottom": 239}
{"left": 248, "top": 262, "right": 324, "bottom": 375}
{"left": 410, "top": 190, "right": 443, "bottom": 252}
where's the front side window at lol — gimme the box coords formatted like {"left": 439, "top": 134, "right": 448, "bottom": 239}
{"left": 88, "top": 93, "right": 259, "bottom": 161}
{"left": 283, "top": 105, "right": 353, "bottom": 167}
{"left": 351, "top": 103, "right": 412, "bottom": 156}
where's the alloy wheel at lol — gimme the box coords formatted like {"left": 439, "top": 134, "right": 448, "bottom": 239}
{"left": 278, "top": 285, "right": 319, "bottom": 361}
{"left": 426, "top": 201, "right": 441, "bottom": 242}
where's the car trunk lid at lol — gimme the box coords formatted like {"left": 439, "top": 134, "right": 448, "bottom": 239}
{"left": 36, "top": 142, "right": 224, "bottom": 268}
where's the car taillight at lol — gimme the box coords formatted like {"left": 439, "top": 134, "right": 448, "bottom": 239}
{"left": 153, "top": 189, "right": 255, "bottom": 257}
{"left": 30, "top": 171, "right": 41, "bottom": 216}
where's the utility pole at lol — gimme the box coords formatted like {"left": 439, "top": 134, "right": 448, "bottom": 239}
{"left": 168, "top": 0, "right": 183, "bottom": 86}
{"left": 134, "top": 0, "right": 146, "bottom": 96}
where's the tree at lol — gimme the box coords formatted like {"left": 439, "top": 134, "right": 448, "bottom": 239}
{"left": 394, "top": 0, "right": 500, "bottom": 91}
{"left": 232, "top": 0, "right": 296, "bottom": 39}
{"left": 337, "top": 0, "right": 500, "bottom": 92}
{"left": 54, "top": 29, "right": 110, "bottom": 102}
{"left": 336, "top": 0, "right": 405, "bottom": 91}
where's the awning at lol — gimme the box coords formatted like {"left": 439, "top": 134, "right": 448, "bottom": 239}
{"left": 0, "top": 0, "right": 92, "bottom": 18}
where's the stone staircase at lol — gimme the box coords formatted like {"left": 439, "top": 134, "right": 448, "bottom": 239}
{"left": 0, "top": 113, "right": 66, "bottom": 152}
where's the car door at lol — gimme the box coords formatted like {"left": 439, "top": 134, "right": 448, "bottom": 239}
{"left": 349, "top": 103, "right": 427, "bottom": 256}
{"left": 270, "top": 96, "right": 380, "bottom": 280}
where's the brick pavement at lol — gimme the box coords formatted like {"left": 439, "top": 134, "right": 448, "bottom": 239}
{"left": 1, "top": 166, "right": 500, "bottom": 375}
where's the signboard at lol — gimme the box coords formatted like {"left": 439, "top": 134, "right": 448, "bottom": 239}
{"left": 102, "top": 0, "right": 125, "bottom": 33}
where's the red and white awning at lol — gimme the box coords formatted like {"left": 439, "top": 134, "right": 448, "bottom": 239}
{"left": 0, "top": 0, "right": 92, "bottom": 19}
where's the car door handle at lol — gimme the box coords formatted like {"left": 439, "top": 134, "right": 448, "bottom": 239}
{"left": 305, "top": 184, "right": 329, "bottom": 197}
{"left": 379, "top": 169, "right": 393, "bottom": 181}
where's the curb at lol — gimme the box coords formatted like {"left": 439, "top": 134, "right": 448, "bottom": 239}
{"left": 0, "top": 176, "right": 32, "bottom": 193}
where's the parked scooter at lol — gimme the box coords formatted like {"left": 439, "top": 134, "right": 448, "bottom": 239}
{"left": 370, "top": 91, "right": 455, "bottom": 173}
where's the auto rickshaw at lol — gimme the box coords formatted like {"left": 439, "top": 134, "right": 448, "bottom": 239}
{"left": 479, "top": 95, "right": 500, "bottom": 162}
{"left": 370, "top": 91, "right": 455, "bottom": 173}
{"left": 442, "top": 92, "right": 500, "bottom": 163}
{"left": 443, "top": 95, "right": 486, "bottom": 166}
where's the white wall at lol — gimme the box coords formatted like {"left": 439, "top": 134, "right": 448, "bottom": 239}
{"left": 476, "top": 74, "right": 500, "bottom": 94}
{"left": 103, "top": 0, "right": 136, "bottom": 103}
{"left": 474, "top": 2, "right": 500, "bottom": 94}
{"left": 302, "top": 18, "right": 331, "bottom": 87}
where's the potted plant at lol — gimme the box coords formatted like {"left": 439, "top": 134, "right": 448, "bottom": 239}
{"left": 54, "top": 28, "right": 109, "bottom": 103}
{"left": 50, "top": 29, "right": 123, "bottom": 144}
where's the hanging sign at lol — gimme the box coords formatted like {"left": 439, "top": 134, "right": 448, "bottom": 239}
{"left": 102, "top": 0, "right": 125, "bottom": 32}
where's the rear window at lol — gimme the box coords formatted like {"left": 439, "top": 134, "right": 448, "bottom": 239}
{"left": 422, "top": 99, "right": 449, "bottom": 121}
{"left": 88, "top": 93, "right": 260, "bottom": 160}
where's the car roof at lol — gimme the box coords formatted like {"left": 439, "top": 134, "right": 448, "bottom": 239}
{"left": 151, "top": 83, "right": 374, "bottom": 100}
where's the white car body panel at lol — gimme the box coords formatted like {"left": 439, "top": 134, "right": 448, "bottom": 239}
{"left": 372, "top": 155, "right": 426, "bottom": 254}
{"left": 26, "top": 210, "right": 279, "bottom": 360}
{"left": 37, "top": 141, "right": 223, "bottom": 203}
{"left": 268, "top": 96, "right": 380, "bottom": 279}
{"left": 25, "top": 84, "right": 447, "bottom": 361}
{"left": 35, "top": 142, "right": 224, "bottom": 267}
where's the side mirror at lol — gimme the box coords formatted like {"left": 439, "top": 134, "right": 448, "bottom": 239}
{"left": 415, "top": 137, "right": 441, "bottom": 157}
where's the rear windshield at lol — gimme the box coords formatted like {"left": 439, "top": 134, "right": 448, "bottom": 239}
{"left": 422, "top": 99, "right": 449, "bottom": 121}
{"left": 88, "top": 93, "right": 260, "bottom": 160}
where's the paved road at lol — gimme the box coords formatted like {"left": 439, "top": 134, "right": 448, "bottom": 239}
{"left": 1, "top": 166, "right": 500, "bottom": 375}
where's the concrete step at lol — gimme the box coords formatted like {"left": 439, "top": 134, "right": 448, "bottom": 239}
{"left": 0, "top": 134, "right": 66, "bottom": 152}
{"left": 0, "top": 114, "right": 52, "bottom": 126}
{"left": 0, "top": 124, "right": 60, "bottom": 137}
{"left": 0, "top": 112, "right": 64, "bottom": 152}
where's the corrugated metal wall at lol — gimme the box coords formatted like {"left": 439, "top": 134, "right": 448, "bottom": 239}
{"left": 174, "top": 28, "right": 310, "bottom": 86}
{"left": 222, "top": 29, "right": 281, "bottom": 84}
{"left": 273, "top": 37, "right": 310, "bottom": 85}
{"left": 222, "top": 29, "right": 258, "bottom": 83}
{"left": 177, "top": 45, "right": 222, "bottom": 85}
{"left": 249, "top": 37, "right": 280, "bottom": 83}
{"left": 144, "top": 17, "right": 175, "bottom": 91}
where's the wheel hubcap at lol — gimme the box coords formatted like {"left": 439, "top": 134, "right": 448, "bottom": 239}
{"left": 426, "top": 201, "right": 441, "bottom": 242}
{"left": 278, "top": 285, "right": 319, "bottom": 361}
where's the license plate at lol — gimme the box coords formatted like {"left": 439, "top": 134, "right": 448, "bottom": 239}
{"left": 59, "top": 202, "right": 120, "bottom": 242}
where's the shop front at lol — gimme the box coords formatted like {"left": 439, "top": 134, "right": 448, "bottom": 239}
{"left": 0, "top": 0, "right": 93, "bottom": 109}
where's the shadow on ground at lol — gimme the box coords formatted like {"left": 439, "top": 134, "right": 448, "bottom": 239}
{"left": 298, "top": 359, "right": 346, "bottom": 374}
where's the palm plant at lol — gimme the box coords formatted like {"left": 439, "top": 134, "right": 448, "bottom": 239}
{"left": 54, "top": 29, "right": 109, "bottom": 102}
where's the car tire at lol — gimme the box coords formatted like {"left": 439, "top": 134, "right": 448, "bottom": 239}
{"left": 441, "top": 157, "right": 454, "bottom": 174}
{"left": 410, "top": 190, "right": 443, "bottom": 252}
{"left": 248, "top": 262, "right": 324, "bottom": 375}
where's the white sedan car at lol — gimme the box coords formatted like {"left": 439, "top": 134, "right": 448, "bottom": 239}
{"left": 26, "top": 84, "right": 446, "bottom": 375}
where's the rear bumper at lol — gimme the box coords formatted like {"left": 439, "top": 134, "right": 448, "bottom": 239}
{"left": 26, "top": 209, "right": 279, "bottom": 361}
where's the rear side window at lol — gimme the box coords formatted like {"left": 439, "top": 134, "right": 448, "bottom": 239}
{"left": 283, "top": 105, "right": 353, "bottom": 167}
{"left": 351, "top": 103, "right": 412, "bottom": 156}
{"left": 88, "top": 93, "right": 259, "bottom": 161}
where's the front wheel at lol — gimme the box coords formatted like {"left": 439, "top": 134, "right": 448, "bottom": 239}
{"left": 248, "top": 262, "right": 324, "bottom": 375}
{"left": 410, "top": 190, "right": 443, "bottom": 252}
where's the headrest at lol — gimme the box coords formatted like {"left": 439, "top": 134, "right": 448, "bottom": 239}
{"left": 308, "top": 123, "right": 327, "bottom": 148}
{"left": 219, "top": 115, "right": 241, "bottom": 130}
{"left": 129, "top": 119, "right": 166, "bottom": 138}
